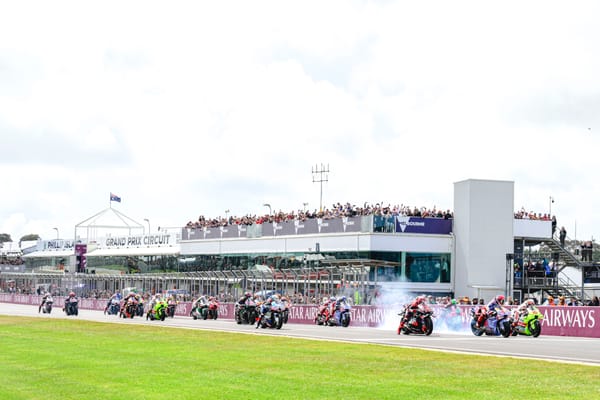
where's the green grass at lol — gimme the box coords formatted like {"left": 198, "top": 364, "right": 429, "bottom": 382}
{"left": 0, "top": 316, "right": 598, "bottom": 400}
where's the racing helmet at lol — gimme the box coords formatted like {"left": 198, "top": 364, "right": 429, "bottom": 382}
{"left": 496, "top": 295, "right": 505, "bottom": 304}
{"left": 451, "top": 299, "right": 457, "bottom": 305}
{"left": 329, "top": 296, "right": 336, "bottom": 302}
{"left": 245, "top": 292, "right": 252, "bottom": 298}
{"left": 416, "top": 295, "right": 427, "bottom": 304}
{"left": 525, "top": 299, "right": 535, "bottom": 306}
{"left": 69, "top": 291, "right": 75, "bottom": 297}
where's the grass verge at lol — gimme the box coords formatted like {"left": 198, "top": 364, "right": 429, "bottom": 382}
{"left": 0, "top": 316, "right": 598, "bottom": 400}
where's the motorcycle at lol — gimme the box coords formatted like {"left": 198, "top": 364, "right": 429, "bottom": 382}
{"left": 235, "top": 299, "right": 258, "bottom": 324}
{"left": 205, "top": 298, "right": 219, "bottom": 320}
{"left": 41, "top": 296, "right": 54, "bottom": 314}
{"left": 511, "top": 306, "right": 544, "bottom": 337}
{"left": 314, "top": 302, "right": 332, "bottom": 326}
{"left": 439, "top": 304, "right": 463, "bottom": 331}
{"left": 470, "top": 305, "right": 512, "bottom": 337}
{"left": 105, "top": 299, "right": 120, "bottom": 315}
{"left": 327, "top": 300, "right": 351, "bottom": 327}
{"left": 397, "top": 305, "right": 434, "bottom": 335}
{"left": 167, "top": 298, "right": 177, "bottom": 318}
{"left": 64, "top": 297, "right": 79, "bottom": 316}
{"left": 120, "top": 297, "right": 138, "bottom": 319}
{"left": 256, "top": 300, "right": 284, "bottom": 329}
{"left": 146, "top": 300, "right": 167, "bottom": 321}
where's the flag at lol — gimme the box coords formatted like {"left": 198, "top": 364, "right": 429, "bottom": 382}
{"left": 110, "top": 192, "right": 121, "bottom": 203}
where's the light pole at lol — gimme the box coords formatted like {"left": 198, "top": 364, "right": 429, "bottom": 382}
{"left": 144, "top": 218, "right": 150, "bottom": 235}
{"left": 225, "top": 209, "right": 230, "bottom": 221}
{"left": 303, "top": 202, "right": 308, "bottom": 212}
{"left": 263, "top": 203, "right": 272, "bottom": 215}
{"left": 53, "top": 227, "right": 59, "bottom": 240}
{"left": 549, "top": 196, "right": 554, "bottom": 216}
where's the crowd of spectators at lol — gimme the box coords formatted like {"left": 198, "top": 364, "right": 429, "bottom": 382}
{"left": 513, "top": 207, "right": 553, "bottom": 221}
{"left": 186, "top": 202, "right": 454, "bottom": 230}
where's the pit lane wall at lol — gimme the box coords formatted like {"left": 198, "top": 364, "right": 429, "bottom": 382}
{"left": 1, "top": 294, "right": 598, "bottom": 338}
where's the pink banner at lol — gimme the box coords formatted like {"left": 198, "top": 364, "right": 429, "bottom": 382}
{"left": 1, "top": 294, "right": 598, "bottom": 338}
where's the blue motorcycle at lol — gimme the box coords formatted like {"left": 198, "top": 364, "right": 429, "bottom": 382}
{"left": 470, "top": 306, "right": 511, "bottom": 337}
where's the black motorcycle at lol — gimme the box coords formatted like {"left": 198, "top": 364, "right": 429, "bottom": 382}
{"left": 64, "top": 297, "right": 79, "bottom": 316}
{"left": 235, "top": 300, "right": 258, "bottom": 325}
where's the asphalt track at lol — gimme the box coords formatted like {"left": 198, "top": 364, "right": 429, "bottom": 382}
{"left": 2, "top": 303, "right": 599, "bottom": 366}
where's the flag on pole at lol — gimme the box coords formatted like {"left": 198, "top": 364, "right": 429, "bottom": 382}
{"left": 110, "top": 192, "right": 121, "bottom": 203}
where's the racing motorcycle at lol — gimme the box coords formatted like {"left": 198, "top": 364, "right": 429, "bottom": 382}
{"left": 470, "top": 305, "right": 512, "bottom": 337}
{"left": 146, "top": 300, "right": 167, "bottom": 321}
{"left": 256, "top": 299, "right": 284, "bottom": 329}
{"left": 397, "top": 305, "right": 434, "bottom": 335}
{"left": 326, "top": 298, "right": 351, "bottom": 327}
{"left": 511, "top": 306, "right": 544, "bottom": 337}
{"left": 41, "top": 296, "right": 54, "bottom": 314}
{"left": 204, "top": 298, "right": 219, "bottom": 320}
{"left": 64, "top": 296, "right": 79, "bottom": 316}
{"left": 120, "top": 297, "right": 138, "bottom": 319}
{"left": 235, "top": 298, "right": 258, "bottom": 324}
{"left": 314, "top": 301, "right": 331, "bottom": 326}
{"left": 166, "top": 298, "right": 177, "bottom": 318}
{"left": 105, "top": 298, "right": 121, "bottom": 315}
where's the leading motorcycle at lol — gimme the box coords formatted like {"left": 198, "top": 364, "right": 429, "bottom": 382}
{"left": 41, "top": 296, "right": 54, "bottom": 314}
{"left": 327, "top": 298, "right": 351, "bottom": 327}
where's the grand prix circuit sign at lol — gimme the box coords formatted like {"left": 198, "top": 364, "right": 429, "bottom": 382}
{"left": 1, "top": 294, "right": 597, "bottom": 338}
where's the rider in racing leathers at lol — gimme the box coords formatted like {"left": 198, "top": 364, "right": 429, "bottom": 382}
{"left": 399, "top": 295, "right": 428, "bottom": 330}
{"left": 38, "top": 292, "right": 53, "bottom": 313}
{"left": 512, "top": 298, "right": 536, "bottom": 328}
{"left": 476, "top": 294, "right": 505, "bottom": 328}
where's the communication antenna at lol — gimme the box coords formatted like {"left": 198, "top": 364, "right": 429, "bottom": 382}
{"left": 312, "top": 163, "right": 330, "bottom": 211}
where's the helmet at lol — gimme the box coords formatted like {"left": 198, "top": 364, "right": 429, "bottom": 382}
{"left": 245, "top": 292, "right": 252, "bottom": 298}
{"left": 330, "top": 297, "right": 336, "bottom": 302}
{"left": 69, "top": 291, "right": 75, "bottom": 297}
{"left": 416, "top": 295, "right": 426, "bottom": 304}
{"left": 496, "top": 295, "right": 505, "bottom": 304}
{"left": 339, "top": 296, "right": 346, "bottom": 302}
{"left": 525, "top": 299, "right": 535, "bottom": 306}
{"left": 451, "top": 299, "right": 457, "bottom": 305}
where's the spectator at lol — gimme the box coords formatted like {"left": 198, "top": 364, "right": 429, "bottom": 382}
{"left": 545, "top": 295, "right": 556, "bottom": 306}
{"left": 551, "top": 215, "right": 557, "bottom": 236}
{"left": 557, "top": 296, "right": 567, "bottom": 306}
{"left": 590, "top": 296, "right": 599, "bottom": 306}
{"left": 568, "top": 297, "right": 578, "bottom": 306}
{"left": 559, "top": 227, "right": 567, "bottom": 247}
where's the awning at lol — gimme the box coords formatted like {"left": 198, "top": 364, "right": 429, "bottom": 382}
{"left": 85, "top": 247, "right": 180, "bottom": 257}
{"left": 22, "top": 250, "right": 74, "bottom": 258}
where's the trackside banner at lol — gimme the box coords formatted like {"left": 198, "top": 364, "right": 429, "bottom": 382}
{"left": 1, "top": 295, "right": 596, "bottom": 338}
{"left": 395, "top": 216, "right": 452, "bottom": 234}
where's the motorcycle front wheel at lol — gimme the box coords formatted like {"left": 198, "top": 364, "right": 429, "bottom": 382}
{"left": 341, "top": 313, "right": 351, "bottom": 328}
{"left": 470, "top": 320, "right": 484, "bottom": 336}
{"left": 529, "top": 320, "right": 542, "bottom": 337}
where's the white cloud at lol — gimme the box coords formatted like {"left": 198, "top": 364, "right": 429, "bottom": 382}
{"left": 0, "top": 1, "right": 599, "bottom": 243}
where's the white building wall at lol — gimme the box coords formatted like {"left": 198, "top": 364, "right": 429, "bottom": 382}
{"left": 454, "top": 179, "right": 514, "bottom": 301}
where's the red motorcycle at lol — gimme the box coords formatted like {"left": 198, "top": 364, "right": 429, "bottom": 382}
{"left": 314, "top": 302, "right": 331, "bottom": 325}
{"left": 120, "top": 297, "right": 138, "bottom": 319}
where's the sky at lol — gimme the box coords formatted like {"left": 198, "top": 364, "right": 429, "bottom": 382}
{"left": 1, "top": 1, "right": 599, "bottom": 243}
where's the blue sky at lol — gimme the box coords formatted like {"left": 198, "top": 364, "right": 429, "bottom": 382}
{"left": 1, "top": 1, "right": 599, "bottom": 242}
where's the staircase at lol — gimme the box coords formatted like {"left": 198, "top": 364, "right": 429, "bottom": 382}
{"left": 517, "top": 233, "right": 592, "bottom": 303}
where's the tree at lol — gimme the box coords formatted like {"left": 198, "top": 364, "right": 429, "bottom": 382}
{"left": 0, "top": 233, "right": 12, "bottom": 243}
{"left": 19, "top": 234, "right": 40, "bottom": 243}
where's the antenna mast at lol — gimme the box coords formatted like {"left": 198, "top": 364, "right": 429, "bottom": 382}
{"left": 312, "top": 163, "right": 330, "bottom": 212}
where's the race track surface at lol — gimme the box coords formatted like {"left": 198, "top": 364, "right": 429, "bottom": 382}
{"left": 2, "top": 303, "right": 599, "bottom": 366}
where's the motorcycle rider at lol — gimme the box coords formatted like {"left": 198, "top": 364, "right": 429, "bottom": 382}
{"left": 475, "top": 294, "right": 505, "bottom": 328}
{"left": 104, "top": 291, "right": 121, "bottom": 314}
{"left": 63, "top": 291, "right": 78, "bottom": 313}
{"left": 328, "top": 296, "right": 347, "bottom": 323}
{"left": 255, "top": 295, "right": 274, "bottom": 328}
{"left": 512, "top": 298, "right": 536, "bottom": 328}
{"left": 399, "top": 295, "right": 429, "bottom": 330}
{"left": 38, "top": 291, "right": 53, "bottom": 313}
